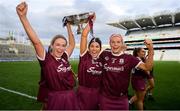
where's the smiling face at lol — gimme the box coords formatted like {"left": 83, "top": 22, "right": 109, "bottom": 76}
{"left": 109, "top": 35, "right": 124, "bottom": 54}
{"left": 50, "top": 35, "right": 67, "bottom": 58}
{"left": 137, "top": 48, "right": 146, "bottom": 59}
{"left": 89, "top": 41, "right": 101, "bottom": 58}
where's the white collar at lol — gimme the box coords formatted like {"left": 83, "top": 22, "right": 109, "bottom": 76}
{"left": 137, "top": 57, "right": 141, "bottom": 61}
{"left": 55, "top": 57, "right": 61, "bottom": 61}
{"left": 111, "top": 51, "right": 124, "bottom": 56}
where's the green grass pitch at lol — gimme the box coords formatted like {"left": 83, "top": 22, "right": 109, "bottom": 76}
{"left": 0, "top": 60, "right": 180, "bottom": 109}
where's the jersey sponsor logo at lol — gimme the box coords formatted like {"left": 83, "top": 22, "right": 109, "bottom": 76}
{"left": 57, "top": 64, "right": 71, "bottom": 73}
{"left": 104, "top": 63, "right": 124, "bottom": 72}
{"left": 87, "top": 67, "right": 102, "bottom": 75}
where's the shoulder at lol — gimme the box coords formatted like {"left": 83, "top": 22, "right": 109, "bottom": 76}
{"left": 123, "top": 53, "right": 134, "bottom": 58}
{"left": 123, "top": 52, "right": 132, "bottom": 56}
{"left": 79, "top": 50, "right": 92, "bottom": 63}
{"left": 80, "top": 50, "right": 89, "bottom": 58}
{"left": 102, "top": 48, "right": 111, "bottom": 54}
{"left": 104, "top": 48, "right": 111, "bottom": 52}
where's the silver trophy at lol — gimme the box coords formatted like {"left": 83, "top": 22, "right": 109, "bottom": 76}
{"left": 63, "top": 12, "right": 94, "bottom": 34}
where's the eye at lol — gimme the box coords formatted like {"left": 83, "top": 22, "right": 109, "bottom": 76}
{"left": 111, "top": 41, "right": 115, "bottom": 44}
{"left": 117, "top": 41, "right": 121, "bottom": 44}
{"left": 96, "top": 45, "right": 99, "bottom": 48}
{"left": 62, "top": 44, "right": 66, "bottom": 47}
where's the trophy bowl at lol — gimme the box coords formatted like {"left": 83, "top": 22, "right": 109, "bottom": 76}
{"left": 63, "top": 12, "right": 94, "bottom": 26}
{"left": 63, "top": 12, "right": 94, "bottom": 34}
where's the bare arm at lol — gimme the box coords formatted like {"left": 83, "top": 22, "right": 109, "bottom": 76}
{"left": 66, "top": 23, "right": 75, "bottom": 57}
{"left": 80, "top": 13, "right": 96, "bottom": 55}
{"left": 138, "top": 39, "right": 154, "bottom": 71}
{"left": 80, "top": 23, "right": 90, "bottom": 55}
{"left": 16, "top": 2, "right": 45, "bottom": 59}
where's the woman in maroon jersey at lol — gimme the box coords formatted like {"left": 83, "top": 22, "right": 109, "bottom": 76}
{"left": 129, "top": 47, "right": 150, "bottom": 110}
{"left": 77, "top": 13, "right": 103, "bottom": 110}
{"left": 99, "top": 34, "right": 154, "bottom": 110}
{"left": 16, "top": 2, "right": 78, "bottom": 110}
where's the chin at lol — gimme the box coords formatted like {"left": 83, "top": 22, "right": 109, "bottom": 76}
{"left": 91, "top": 54, "right": 98, "bottom": 58}
{"left": 55, "top": 52, "right": 63, "bottom": 57}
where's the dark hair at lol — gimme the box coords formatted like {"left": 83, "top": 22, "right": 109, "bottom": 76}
{"left": 48, "top": 46, "right": 52, "bottom": 53}
{"left": 133, "top": 47, "right": 145, "bottom": 62}
{"left": 88, "top": 37, "right": 102, "bottom": 50}
{"left": 50, "top": 34, "right": 67, "bottom": 46}
{"left": 133, "top": 47, "right": 142, "bottom": 57}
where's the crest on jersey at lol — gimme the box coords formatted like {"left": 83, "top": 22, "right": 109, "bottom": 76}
{"left": 105, "top": 56, "right": 109, "bottom": 61}
{"left": 119, "top": 59, "right": 124, "bottom": 64}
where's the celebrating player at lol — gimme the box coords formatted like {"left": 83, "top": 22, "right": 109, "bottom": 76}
{"left": 16, "top": 2, "right": 78, "bottom": 110}
{"left": 129, "top": 47, "right": 150, "bottom": 110}
{"left": 77, "top": 13, "right": 103, "bottom": 110}
{"left": 99, "top": 34, "right": 154, "bottom": 110}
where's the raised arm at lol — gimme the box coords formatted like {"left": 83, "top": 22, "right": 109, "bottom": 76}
{"left": 66, "top": 23, "right": 75, "bottom": 57}
{"left": 16, "top": 2, "right": 45, "bottom": 59}
{"left": 138, "top": 39, "right": 154, "bottom": 71}
{"left": 80, "top": 13, "right": 96, "bottom": 55}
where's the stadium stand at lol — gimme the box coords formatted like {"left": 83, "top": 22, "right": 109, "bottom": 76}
{"left": 0, "top": 38, "right": 36, "bottom": 61}
{"left": 107, "top": 10, "right": 180, "bottom": 61}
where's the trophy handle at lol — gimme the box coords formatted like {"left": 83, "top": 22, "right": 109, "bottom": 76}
{"left": 62, "top": 17, "right": 68, "bottom": 27}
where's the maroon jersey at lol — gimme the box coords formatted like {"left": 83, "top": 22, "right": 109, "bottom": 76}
{"left": 78, "top": 51, "right": 103, "bottom": 88}
{"left": 131, "top": 57, "right": 148, "bottom": 78}
{"left": 38, "top": 52, "right": 75, "bottom": 91}
{"left": 100, "top": 49, "right": 140, "bottom": 97}
{"left": 131, "top": 67, "right": 147, "bottom": 91}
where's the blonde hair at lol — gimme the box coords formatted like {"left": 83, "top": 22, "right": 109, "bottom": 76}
{"left": 109, "top": 34, "right": 124, "bottom": 43}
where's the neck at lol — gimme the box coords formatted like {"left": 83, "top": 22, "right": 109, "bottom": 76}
{"left": 112, "top": 50, "right": 122, "bottom": 54}
{"left": 111, "top": 50, "right": 124, "bottom": 56}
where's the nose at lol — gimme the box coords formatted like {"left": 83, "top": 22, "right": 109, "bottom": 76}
{"left": 59, "top": 46, "right": 65, "bottom": 50}
{"left": 114, "top": 42, "right": 119, "bottom": 46}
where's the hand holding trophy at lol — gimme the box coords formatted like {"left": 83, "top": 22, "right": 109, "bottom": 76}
{"left": 62, "top": 12, "right": 95, "bottom": 35}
